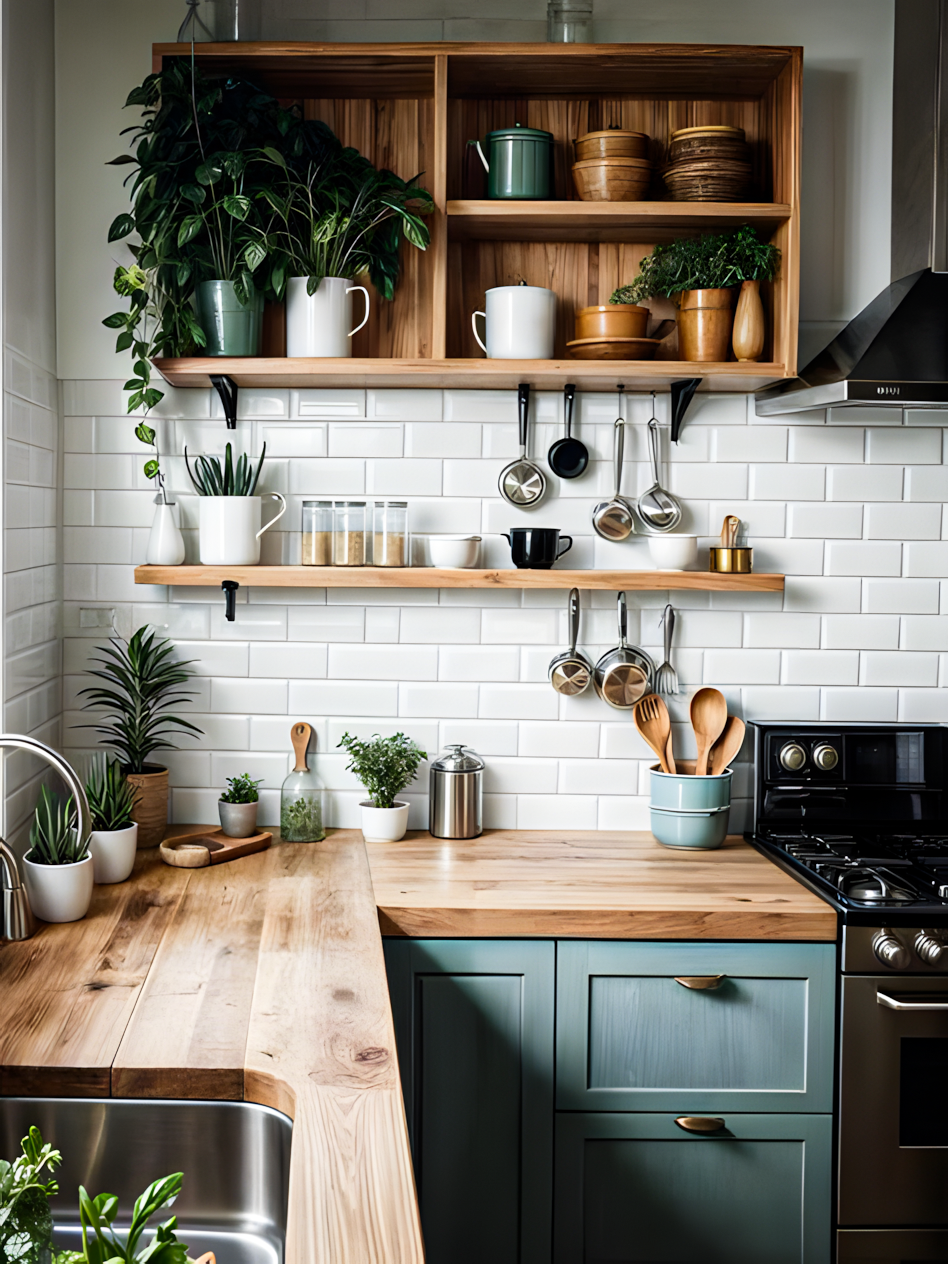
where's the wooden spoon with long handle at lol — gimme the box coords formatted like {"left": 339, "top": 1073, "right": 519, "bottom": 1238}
{"left": 690, "top": 687, "right": 728, "bottom": 776}
{"left": 634, "top": 693, "right": 676, "bottom": 774}
{"left": 710, "top": 715, "right": 746, "bottom": 775}
{"left": 290, "top": 721, "right": 312, "bottom": 772}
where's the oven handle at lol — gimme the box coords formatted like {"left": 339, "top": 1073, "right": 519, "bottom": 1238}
{"left": 877, "top": 990, "right": 948, "bottom": 1010}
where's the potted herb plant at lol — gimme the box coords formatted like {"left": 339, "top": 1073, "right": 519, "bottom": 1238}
{"left": 77, "top": 628, "right": 203, "bottom": 849}
{"left": 22, "top": 787, "right": 93, "bottom": 923}
{"left": 219, "top": 773, "right": 263, "bottom": 838}
{"left": 338, "top": 731, "right": 426, "bottom": 843}
{"left": 85, "top": 755, "right": 139, "bottom": 884}
{"left": 0, "top": 1126, "right": 62, "bottom": 1264}
{"left": 185, "top": 441, "right": 285, "bottom": 565}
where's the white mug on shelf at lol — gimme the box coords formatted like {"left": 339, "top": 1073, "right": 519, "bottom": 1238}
{"left": 647, "top": 534, "right": 698, "bottom": 571}
{"left": 471, "top": 284, "right": 556, "bottom": 359}
{"left": 285, "top": 275, "right": 371, "bottom": 357}
{"left": 198, "top": 493, "right": 287, "bottom": 565}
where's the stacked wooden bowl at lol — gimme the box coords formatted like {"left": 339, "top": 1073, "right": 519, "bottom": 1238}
{"left": 662, "top": 125, "right": 752, "bottom": 201}
{"left": 566, "top": 303, "right": 661, "bottom": 360}
{"left": 572, "top": 129, "right": 652, "bottom": 202}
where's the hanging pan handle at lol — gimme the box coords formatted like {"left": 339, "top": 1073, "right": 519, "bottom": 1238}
{"left": 518, "top": 382, "right": 531, "bottom": 456}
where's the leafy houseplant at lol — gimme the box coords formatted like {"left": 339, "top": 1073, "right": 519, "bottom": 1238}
{"left": 185, "top": 441, "right": 267, "bottom": 496}
{"left": 218, "top": 773, "right": 263, "bottom": 839}
{"left": 86, "top": 755, "right": 139, "bottom": 884}
{"left": 0, "top": 1126, "right": 61, "bottom": 1264}
{"left": 338, "top": 732, "right": 426, "bottom": 843}
{"left": 77, "top": 628, "right": 203, "bottom": 849}
{"left": 22, "top": 788, "right": 93, "bottom": 924}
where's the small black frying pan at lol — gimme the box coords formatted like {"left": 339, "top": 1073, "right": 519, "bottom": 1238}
{"left": 547, "top": 383, "right": 588, "bottom": 479}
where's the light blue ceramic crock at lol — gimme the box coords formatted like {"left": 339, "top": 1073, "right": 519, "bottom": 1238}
{"left": 650, "top": 804, "right": 730, "bottom": 850}
{"left": 650, "top": 764, "right": 732, "bottom": 811}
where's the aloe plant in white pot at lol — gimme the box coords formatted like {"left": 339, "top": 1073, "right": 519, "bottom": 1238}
{"left": 338, "top": 731, "right": 426, "bottom": 842}
{"left": 22, "top": 787, "right": 93, "bottom": 923}
{"left": 85, "top": 755, "right": 139, "bottom": 884}
{"left": 185, "top": 442, "right": 286, "bottom": 565}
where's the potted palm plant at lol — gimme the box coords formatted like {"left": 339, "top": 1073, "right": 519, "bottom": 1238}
{"left": 185, "top": 441, "right": 285, "bottom": 565}
{"left": 218, "top": 773, "right": 263, "bottom": 838}
{"left": 77, "top": 628, "right": 203, "bottom": 849}
{"left": 85, "top": 755, "right": 139, "bottom": 884}
{"left": 22, "top": 787, "right": 93, "bottom": 923}
{"left": 338, "top": 731, "right": 426, "bottom": 843}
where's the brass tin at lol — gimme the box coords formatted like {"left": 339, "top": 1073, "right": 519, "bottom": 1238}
{"left": 709, "top": 546, "right": 753, "bottom": 573}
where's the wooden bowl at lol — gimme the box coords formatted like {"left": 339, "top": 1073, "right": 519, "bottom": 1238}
{"left": 668, "top": 136, "right": 751, "bottom": 163}
{"left": 566, "top": 336, "right": 660, "bottom": 360}
{"left": 573, "top": 129, "right": 649, "bottom": 161}
{"left": 670, "top": 124, "right": 745, "bottom": 142}
{"left": 572, "top": 157, "right": 651, "bottom": 202}
{"left": 575, "top": 304, "right": 649, "bottom": 341}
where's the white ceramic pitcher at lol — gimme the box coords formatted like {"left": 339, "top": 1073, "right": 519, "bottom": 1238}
{"left": 198, "top": 493, "right": 287, "bottom": 565}
{"left": 286, "top": 276, "right": 371, "bottom": 357}
{"left": 471, "top": 283, "right": 556, "bottom": 359}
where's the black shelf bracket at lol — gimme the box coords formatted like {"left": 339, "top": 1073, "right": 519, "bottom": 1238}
{"left": 670, "top": 378, "right": 702, "bottom": 443}
{"left": 210, "top": 374, "right": 239, "bottom": 429}
{"left": 222, "top": 580, "right": 239, "bottom": 622}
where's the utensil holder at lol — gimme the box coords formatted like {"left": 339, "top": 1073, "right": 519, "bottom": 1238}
{"left": 709, "top": 546, "right": 753, "bottom": 573}
{"left": 649, "top": 763, "right": 731, "bottom": 850}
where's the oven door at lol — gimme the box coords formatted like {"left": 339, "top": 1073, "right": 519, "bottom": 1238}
{"left": 840, "top": 975, "right": 948, "bottom": 1226}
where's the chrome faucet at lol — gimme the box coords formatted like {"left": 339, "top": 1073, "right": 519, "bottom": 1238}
{"left": 0, "top": 735, "right": 92, "bottom": 942}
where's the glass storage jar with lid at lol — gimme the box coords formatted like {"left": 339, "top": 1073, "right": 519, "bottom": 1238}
{"left": 301, "top": 500, "right": 333, "bottom": 565}
{"left": 373, "top": 501, "right": 409, "bottom": 567}
{"left": 333, "top": 501, "right": 367, "bottom": 566}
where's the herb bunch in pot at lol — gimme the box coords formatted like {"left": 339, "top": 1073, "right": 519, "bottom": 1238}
{"left": 22, "top": 787, "right": 93, "bottom": 924}
{"left": 85, "top": 754, "right": 139, "bottom": 884}
{"left": 185, "top": 441, "right": 285, "bottom": 566}
{"left": 338, "top": 732, "right": 427, "bottom": 842}
{"left": 77, "top": 628, "right": 203, "bottom": 849}
{"left": 218, "top": 773, "right": 263, "bottom": 838}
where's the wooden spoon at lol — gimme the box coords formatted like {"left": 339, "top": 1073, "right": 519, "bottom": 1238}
{"left": 634, "top": 693, "right": 676, "bottom": 774}
{"left": 710, "top": 715, "right": 746, "bottom": 775}
{"left": 690, "top": 687, "right": 728, "bottom": 776}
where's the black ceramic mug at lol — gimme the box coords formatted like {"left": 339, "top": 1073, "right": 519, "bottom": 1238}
{"left": 503, "top": 528, "right": 573, "bottom": 569}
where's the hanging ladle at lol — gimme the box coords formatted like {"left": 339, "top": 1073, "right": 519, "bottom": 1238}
{"left": 637, "top": 397, "right": 683, "bottom": 533}
{"left": 499, "top": 382, "right": 546, "bottom": 508}
{"left": 548, "top": 383, "right": 588, "bottom": 479}
{"left": 592, "top": 387, "right": 637, "bottom": 541}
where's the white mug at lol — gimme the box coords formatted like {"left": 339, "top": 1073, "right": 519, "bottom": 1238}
{"left": 286, "top": 275, "right": 370, "bottom": 357}
{"left": 199, "top": 493, "right": 287, "bottom": 565}
{"left": 647, "top": 534, "right": 698, "bottom": 571}
{"left": 471, "top": 284, "right": 556, "bottom": 359}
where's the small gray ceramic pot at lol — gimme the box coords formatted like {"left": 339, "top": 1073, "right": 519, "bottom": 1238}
{"left": 219, "top": 799, "right": 259, "bottom": 838}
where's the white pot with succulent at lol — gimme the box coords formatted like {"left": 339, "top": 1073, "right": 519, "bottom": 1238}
{"left": 86, "top": 754, "right": 139, "bottom": 883}
{"left": 218, "top": 772, "right": 263, "bottom": 838}
{"left": 338, "top": 731, "right": 426, "bottom": 843}
{"left": 186, "top": 442, "right": 286, "bottom": 566}
{"left": 22, "top": 786, "right": 94, "bottom": 923}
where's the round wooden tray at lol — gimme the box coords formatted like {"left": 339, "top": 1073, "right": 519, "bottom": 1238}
{"left": 566, "top": 336, "right": 661, "bottom": 361}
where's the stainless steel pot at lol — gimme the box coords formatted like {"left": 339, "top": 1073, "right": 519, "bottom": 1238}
{"left": 428, "top": 745, "right": 484, "bottom": 839}
{"left": 549, "top": 587, "right": 593, "bottom": 695}
{"left": 594, "top": 592, "right": 654, "bottom": 709}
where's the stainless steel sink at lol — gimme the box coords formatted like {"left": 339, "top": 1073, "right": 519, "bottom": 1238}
{"left": 0, "top": 1099, "right": 292, "bottom": 1264}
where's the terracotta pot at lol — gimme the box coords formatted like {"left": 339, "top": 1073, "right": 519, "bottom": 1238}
{"left": 125, "top": 765, "right": 169, "bottom": 849}
{"left": 575, "top": 304, "right": 649, "bottom": 341}
{"left": 676, "top": 288, "right": 734, "bottom": 362}
{"left": 732, "top": 278, "right": 765, "bottom": 361}
{"left": 573, "top": 129, "right": 648, "bottom": 162}
{"left": 572, "top": 158, "right": 651, "bottom": 202}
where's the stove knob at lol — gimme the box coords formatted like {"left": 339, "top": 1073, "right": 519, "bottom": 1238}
{"left": 778, "top": 741, "right": 808, "bottom": 772}
{"left": 915, "top": 931, "right": 948, "bottom": 966}
{"left": 872, "top": 930, "right": 912, "bottom": 970}
{"left": 812, "top": 742, "right": 839, "bottom": 770}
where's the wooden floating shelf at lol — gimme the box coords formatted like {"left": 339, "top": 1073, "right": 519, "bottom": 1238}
{"left": 135, "top": 565, "right": 785, "bottom": 592}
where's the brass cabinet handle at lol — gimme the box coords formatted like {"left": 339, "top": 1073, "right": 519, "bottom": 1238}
{"left": 675, "top": 1116, "right": 726, "bottom": 1134}
{"left": 674, "top": 975, "right": 725, "bottom": 990}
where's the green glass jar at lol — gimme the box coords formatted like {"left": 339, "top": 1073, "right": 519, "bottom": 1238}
{"left": 469, "top": 124, "right": 554, "bottom": 199}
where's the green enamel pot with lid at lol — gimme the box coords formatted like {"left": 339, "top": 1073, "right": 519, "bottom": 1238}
{"left": 469, "top": 124, "right": 554, "bottom": 199}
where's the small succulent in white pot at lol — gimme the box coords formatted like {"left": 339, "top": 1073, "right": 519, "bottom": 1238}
{"left": 23, "top": 787, "right": 93, "bottom": 923}
{"left": 338, "top": 731, "right": 426, "bottom": 843}
{"left": 85, "top": 754, "right": 139, "bottom": 884}
{"left": 219, "top": 773, "right": 263, "bottom": 838}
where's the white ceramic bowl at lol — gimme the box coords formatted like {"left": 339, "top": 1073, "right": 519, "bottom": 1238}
{"left": 425, "top": 535, "right": 481, "bottom": 568}
{"left": 647, "top": 534, "right": 698, "bottom": 571}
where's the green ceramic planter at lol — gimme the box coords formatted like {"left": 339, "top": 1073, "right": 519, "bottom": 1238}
{"left": 196, "top": 280, "right": 263, "bottom": 357}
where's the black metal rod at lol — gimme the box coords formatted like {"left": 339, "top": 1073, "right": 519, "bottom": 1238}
{"left": 210, "top": 374, "right": 239, "bottom": 429}
{"left": 222, "top": 580, "right": 239, "bottom": 622}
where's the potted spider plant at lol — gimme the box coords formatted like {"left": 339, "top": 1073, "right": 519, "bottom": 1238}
{"left": 185, "top": 441, "right": 285, "bottom": 565}
{"left": 22, "top": 787, "right": 93, "bottom": 923}
{"left": 85, "top": 755, "right": 139, "bottom": 884}
{"left": 218, "top": 772, "right": 263, "bottom": 838}
{"left": 338, "top": 731, "right": 426, "bottom": 843}
{"left": 77, "top": 628, "right": 203, "bottom": 849}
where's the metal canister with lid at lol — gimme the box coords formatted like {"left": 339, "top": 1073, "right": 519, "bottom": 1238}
{"left": 468, "top": 124, "right": 554, "bottom": 199}
{"left": 428, "top": 745, "right": 484, "bottom": 839}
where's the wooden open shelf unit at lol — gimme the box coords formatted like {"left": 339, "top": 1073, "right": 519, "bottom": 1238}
{"left": 151, "top": 41, "right": 802, "bottom": 395}
{"left": 134, "top": 565, "right": 785, "bottom": 592}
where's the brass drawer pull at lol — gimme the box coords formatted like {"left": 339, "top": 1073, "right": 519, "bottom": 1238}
{"left": 675, "top": 1116, "right": 726, "bottom": 1134}
{"left": 674, "top": 975, "right": 725, "bottom": 990}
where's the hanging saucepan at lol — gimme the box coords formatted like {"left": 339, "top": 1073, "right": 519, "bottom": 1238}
{"left": 549, "top": 588, "right": 593, "bottom": 696}
{"left": 594, "top": 591, "right": 654, "bottom": 709}
{"left": 499, "top": 382, "right": 546, "bottom": 508}
{"left": 548, "top": 383, "right": 589, "bottom": 480}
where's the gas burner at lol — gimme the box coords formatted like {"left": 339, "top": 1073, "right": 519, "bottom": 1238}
{"left": 838, "top": 868, "right": 916, "bottom": 903}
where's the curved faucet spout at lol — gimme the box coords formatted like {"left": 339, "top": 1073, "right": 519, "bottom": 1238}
{"left": 0, "top": 735, "right": 92, "bottom": 845}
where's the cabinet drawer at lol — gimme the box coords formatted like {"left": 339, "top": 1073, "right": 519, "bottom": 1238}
{"left": 554, "top": 1111, "right": 832, "bottom": 1264}
{"left": 557, "top": 941, "right": 835, "bottom": 1112}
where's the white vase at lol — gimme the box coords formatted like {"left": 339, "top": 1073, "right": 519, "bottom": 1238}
{"left": 360, "top": 800, "right": 410, "bottom": 843}
{"left": 23, "top": 851, "right": 94, "bottom": 923}
{"left": 219, "top": 800, "right": 259, "bottom": 838}
{"left": 89, "top": 823, "right": 138, "bottom": 884}
{"left": 198, "top": 492, "right": 287, "bottom": 565}
{"left": 146, "top": 502, "right": 186, "bottom": 565}
{"left": 285, "top": 276, "right": 371, "bottom": 357}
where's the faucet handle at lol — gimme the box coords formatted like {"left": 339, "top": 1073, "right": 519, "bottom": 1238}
{"left": 1, "top": 839, "right": 37, "bottom": 941}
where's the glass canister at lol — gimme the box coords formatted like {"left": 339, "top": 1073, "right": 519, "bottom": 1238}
{"left": 280, "top": 722, "right": 325, "bottom": 842}
{"left": 547, "top": 0, "right": 593, "bottom": 42}
{"left": 373, "top": 501, "right": 409, "bottom": 567}
{"left": 301, "top": 500, "right": 333, "bottom": 566}
{"left": 333, "top": 500, "right": 367, "bottom": 566}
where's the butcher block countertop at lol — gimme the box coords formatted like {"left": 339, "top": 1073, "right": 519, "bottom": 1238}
{"left": 0, "top": 827, "right": 834, "bottom": 1264}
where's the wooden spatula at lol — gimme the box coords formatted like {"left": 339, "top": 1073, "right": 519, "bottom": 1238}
{"left": 690, "top": 686, "right": 727, "bottom": 776}
{"left": 710, "top": 715, "right": 746, "bottom": 775}
{"left": 634, "top": 693, "right": 676, "bottom": 774}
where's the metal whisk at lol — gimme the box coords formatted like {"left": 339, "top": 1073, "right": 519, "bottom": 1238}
{"left": 654, "top": 604, "right": 679, "bottom": 697}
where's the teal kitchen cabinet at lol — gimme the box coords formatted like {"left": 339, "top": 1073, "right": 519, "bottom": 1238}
{"left": 556, "top": 940, "right": 836, "bottom": 1113}
{"left": 383, "top": 939, "right": 555, "bottom": 1264}
{"left": 554, "top": 1111, "right": 833, "bottom": 1264}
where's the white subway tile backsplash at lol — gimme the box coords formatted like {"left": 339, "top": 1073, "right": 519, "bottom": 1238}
{"left": 400, "top": 681, "right": 479, "bottom": 718}
{"left": 788, "top": 427, "right": 864, "bottom": 463}
{"left": 517, "top": 794, "right": 597, "bottom": 830}
{"left": 486, "top": 757, "right": 557, "bottom": 794}
{"left": 782, "top": 650, "right": 859, "bottom": 685}
{"left": 366, "top": 459, "right": 441, "bottom": 496}
{"left": 750, "top": 463, "right": 824, "bottom": 500}
{"left": 367, "top": 388, "right": 442, "bottom": 421}
{"left": 329, "top": 424, "right": 403, "bottom": 458}
{"left": 670, "top": 463, "right": 748, "bottom": 500}
{"left": 440, "top": 719, "right": 519, "bottom": 755}
{"left": 898, "top": 690, "right": 948, "bottom": 721}
{"left": 904, "top": 542, "right": 948, "bottom": 577}
{"left": 406, "top": 422, "right": 481, "bottom": 459}
{"left": 789, "top": 503, "right": 863, "bottom": 538}
{"left": 827, "top": 464, "right": 902, "bottom": 501}
{"left": 704, "top": 649, "right": 780, "bottom": 684}
{"left": 481, "top": 608, "right": 558, "bottom": 645}
{"left": 824, "top": 614, "right": 900, "bottom": 649}
{"left": 784, "top": 577, "right": 862, "bottom": 612}
{"left": 752, "top": 538, "right": 824, "bottom": 575}
{"left": 744, "top": 612, "right": 820, "bottom": 648}
{"left": 479, "top": 683, "right": 557, "bottom": 720}
{"left": 289, "top": 458, "right": 364, "bottom": 495}
{"left": 864, "top": 578, "right": 941, "bottom": 615}
{"left": 866, "top": 502, "right": 942, "bottom": 540}
{"left": 822, "top": 687, "right": 899, "bottom": 720}
{"left": 249, "top": 642, "right": 327, "bottom": 678}
{"left": 905, "top": 465, "right": 948, "bottom": 501}
{"left": 826, "top": 541, "right": 902, "bottom": 576}
{"left": 742, "top": 686, "right": 821, "bottom": 720}
{"left": 439, "top": 645, "right": 520, "bottom": 682}
{"left": 867, "top": 427, "right": 941, "bottom": 464}
{"left": 861, "top": 651, "right": 938, "bottom": 687}
{"left": 712, "top": 427, "right": 787, "bottom": 462}
{"left": 520, "top": 721, "right": 600, "bottom": 758}
{"left": 210, "top": 677, "right": 288, "bottom": 714}
{"left": 290, "top": 679, "right": 398, "bottom": 716}
{"left": 291, "top": 389, "right": 365, "bottom": 419}
{"left": 330, "top": 644, "right": 437, "bottom": 681}
{"left": 559, "top": 757, "right": 639, "bottom": 795}
{"left": 901, "top": 616, "right": 948, "bottom": 651}
{"left": 598, "top": 796, "right": 651, "bottom": 830}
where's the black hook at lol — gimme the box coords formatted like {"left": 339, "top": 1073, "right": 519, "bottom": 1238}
{"left": 210, "top": 374, "right": 239, "bottom": 430}
{"left": 670, "top": 378, "right": 702, "bottom": 444}
{"left": 222, "top": 580, "right": 239, "bottom": 622}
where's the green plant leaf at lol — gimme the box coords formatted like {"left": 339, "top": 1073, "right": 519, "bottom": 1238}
{"left": 115, "top": 330, "right": 134, "bottom": 352}
{"left": 143, "top": 459, "right": 159, "bottom": 479}
{"left": 222, "top": 194, "right": 251, "bottom": 220}
{"left": 176, "top": 215, "right": 203, "bottom": 247}
{"left": 134, "top": 422, "right": 156, "bottom": 445}
{"left": 108, "top": 213, "right": 136, "bottom": 242}
{"left": 103, "top": 312, "right": 128, "bottom": 329}
{"left": 244, "top": 240, "right": 266, "bottom": 272}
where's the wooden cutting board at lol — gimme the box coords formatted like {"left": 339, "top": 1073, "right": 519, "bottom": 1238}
{"left": 159, "top": 827, "right": 272, "bottom": 869}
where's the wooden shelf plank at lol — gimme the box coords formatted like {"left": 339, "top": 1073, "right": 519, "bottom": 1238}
{"left": 447, "top": 200, "right": 793, "bottom": 243}
{"left": 153, "top": 357, "right": 787, "bottom": 392}
{"left": 135, "top": 565, "right": 784, "bottom": 592}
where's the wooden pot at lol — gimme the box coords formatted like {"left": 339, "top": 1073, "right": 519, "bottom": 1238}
{"left": 575, "top": 304, "right": 649, "bottom": 341}
{"left": 676, "top": 288, "right": 734, "bottom": 362}
{"left": 732, "top": 278, "right": 765, "bottom": 361}
{"left": 572, "top": 158, "right": 651, "bottom": 202}
{"left": 573, "top": 129, "right": 648, "bottom": 161}
{"left": 125, "top": 765, "right": 169, "bottom": 849}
